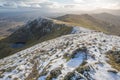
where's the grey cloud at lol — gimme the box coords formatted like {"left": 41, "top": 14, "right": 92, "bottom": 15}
{"left": 0, "top": 0, "right": 120, "bottom": 12}
{"left": 64, "top": 4, "right": 75, "bottom": 8}
{"left": 1, "top": 2, "right": 17, "bottom": 8}
{"left": 0, "top": 0, "right": 50, "bottom": 8}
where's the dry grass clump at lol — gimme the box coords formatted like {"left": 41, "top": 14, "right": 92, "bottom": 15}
{"left": 46, "top": 67, "right": 61, "bottom": 80}
{"left": 106, "top": 50, "right": 120, "bottom": 71}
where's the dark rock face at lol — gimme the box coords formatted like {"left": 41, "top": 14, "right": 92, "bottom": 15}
{"left": 8, "top": 18, "right": 52, "bottom": 42}
{"left": 0, "top": 18, "right": 73, "bottom": 59}
{"left": 8, "top": 18, "right": 72, "bottom": 43}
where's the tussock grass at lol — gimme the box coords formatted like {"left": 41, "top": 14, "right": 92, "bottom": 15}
{"left": 106, "top": 50, "right": 120, "bottom": 71}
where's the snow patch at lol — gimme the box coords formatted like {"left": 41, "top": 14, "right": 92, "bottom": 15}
{"left": 67, "top": 52, "right": 85, "bottom": 68}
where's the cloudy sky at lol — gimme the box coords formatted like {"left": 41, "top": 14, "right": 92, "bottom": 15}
{"left": 0, "top": 0, "right": 120, "bottom": 12}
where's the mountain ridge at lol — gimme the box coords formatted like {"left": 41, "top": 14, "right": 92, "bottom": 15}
{"left": 55, "top": 14, "right": 120, "bottom": 36}
{"left": 0, "top": 26, "right": 120, "bottom": 80}
{"left": 91, "top": 12, "right": 120, "bottom": 27}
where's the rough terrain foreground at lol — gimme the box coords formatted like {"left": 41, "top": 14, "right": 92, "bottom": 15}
{"left": 0, "top": 27, "right": 120, "bottom": 80}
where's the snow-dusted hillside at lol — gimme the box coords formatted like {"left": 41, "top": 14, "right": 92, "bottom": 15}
{"left": 0, "top": 27, "right": 120, "bottom": 80}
